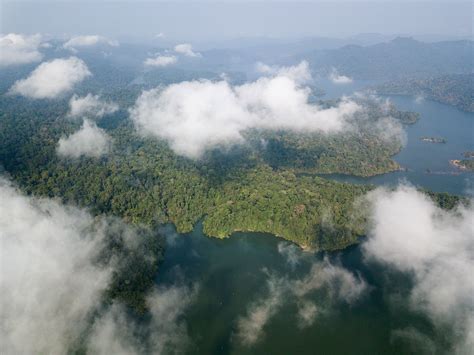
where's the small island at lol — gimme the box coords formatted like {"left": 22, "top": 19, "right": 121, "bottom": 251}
{"left": 420, "top": 136, "right": 446, "bottom": 144}
{"left": 450, "top": 159, "right": 474, "bottom": 171}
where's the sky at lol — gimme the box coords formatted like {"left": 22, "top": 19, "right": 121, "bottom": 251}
{"left": 1, "top": 1, "right": 472, "bottom": 42}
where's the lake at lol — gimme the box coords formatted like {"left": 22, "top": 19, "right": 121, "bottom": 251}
{"left": 317, "top": 79, "right": 474, "bottom": 196}
{"left": 154, "top": 86, "right": 471, "bottom": 354}
{"left": 156, "top": 224, "right": 443, "bottom": 355}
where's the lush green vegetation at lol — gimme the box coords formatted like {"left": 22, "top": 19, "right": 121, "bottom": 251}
{"left": 424, "top": 190, "right": 466, "bottom": 210}
{"left": 246, "top": 98, "right": 419, "bottom": 177}
{"left": 0, "top": 97, "right": 369, "bottom": 249}
{"left": 202, "top": 166, "right": 370, "bottom": 250}
{"left": 97, "top": 221, "right": 165, "bottom": 313}
{"left": 250, "top": 130, "right": 401, "bottom": 176}
{"left": 0, "top": 87, "right": 458, "bottom": 251}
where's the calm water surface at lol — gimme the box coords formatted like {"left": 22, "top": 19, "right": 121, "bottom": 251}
{"left": 155, "top": 86, "right": 472, "bottom": 354}
{"left": 320, "top": 81, "right": 474, "bottom": 196}
{"left": 156, "top": 225, "right": 442, "bottom": 355}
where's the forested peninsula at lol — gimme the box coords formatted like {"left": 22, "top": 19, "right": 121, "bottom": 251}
{"left": 0, "top": 94, "right": 460, "bottom": 250}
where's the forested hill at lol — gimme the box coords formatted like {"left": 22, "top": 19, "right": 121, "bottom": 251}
{"left": 0, "top": 94, "right": 461, "bottom": 251}
{"left": 299, "top": 38, "right": 473, "bottom": 80}
{"left": 373, "top": 74, "right": 474, "bottom": 112}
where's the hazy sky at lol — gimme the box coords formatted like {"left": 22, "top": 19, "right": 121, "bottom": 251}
{"left": 1, "top": 1, "right": 472, "bottom": 41}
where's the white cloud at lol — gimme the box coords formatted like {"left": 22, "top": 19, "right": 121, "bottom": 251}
{"left": 146, "top": 285, "right": 197, "bottom": 353}
{"left": 292, "top": 258, "right": 367, "bottom": 303}
{"left": 0, "top": 178, "right": 112, "bottom": 354}
{"left": 9, "top": 57, "right": 91, "bottom": 99}
{"left": 255, "top": 62, "right": 274, "bottom": 74}
{"left": 236, "top": 276, "right": 285, "bottom": 346}
{"left": 329, "top": 68, "right": 353, "bottom": 84}
{"left": 57, "top": 119, "right": 111, "bottom": 158}
{"left": 236, "top": 258, "right": 366, "bottom": 346}
{"left": 364, "top": 185, "right": 474, "bottom": 353}
{"left": 87, "top": 304, "right": 143, "bottom": 355}
{"left": 63, "top": 35, "right": 119, "bottom": 52}
{"left": 174, "top": 43, "right": 200, "bottom": 57}
{"left": 0, "top": 33, "right": 44, "bottom": 66}
{"left": 130, "top": 62, "right": 361, "bottom": 159}
{"left": 0, "top": 177, "right": 197, "bottom": 355}
{"left": 277, "top": 242, "right": 303, "bottom": 269}
{"left": 415, "top": 95, "right": 425, "bottom": 104}
{"left": 88, "top": 285, "right": 197, "bottom": 355}
{"left": 348, "top": 91, "right": 407, "bottom": 145}
{"left": 390, "top": 327, "right": 436, "bottom": 354}
{"left": 145, "top": 55, "right": 178, "bottom": 67}
{"left": 155, "top": 32, "right": 165, "bottom": 39}
{"left": 255, "top": 61, "right": 312, "bottom": 84}
{"left": 297, "top": 301, "right": 319, "bottom": 329}
{"left": 68, "top": 93, "right": 119, "bottom": 119}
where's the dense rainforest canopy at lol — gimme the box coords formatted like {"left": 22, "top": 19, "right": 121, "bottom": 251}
{"left": 0, "top": 91, "right": 461, "bottom": 250}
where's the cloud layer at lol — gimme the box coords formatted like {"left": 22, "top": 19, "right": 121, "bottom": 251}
{"left": 57, "top": 119, "right": 111, "bottom": 158}
{"left": 236, "top": 257, "right": 367, "bottom": 346}
{"left": 63, "top": 35, "right": 119, "bottom": 52}
{"left": 130, "top": 62, "right": 361, "bottom": 158}
{"left": 9, "top": 57, "right": 91, "bottom": 99}
{"left": 174, "top": 43, "right": 200, "bottom": 57}
{"left": 144, "top": 55, "right": 177, "bottom": 67}
{"left": 87, "top": 284, "right": 197, "bottom": 355}
{"left": 0, "top": 177, "right": 197, "bottom": 354}
{"left": 68, "top": 93, "right": 119, "bottom": 119}
{"left": 364, "top": 185, "right": 474, "bottom": 353}
{"left": 0, "top": 178, "right": 112, "bottom": 354}
{"left": 329, "top": 68, "right": 353, "bottom": 84}
{"left": 255, "top": 61, "right": 312, "bottom": 84}
{"left": 0, "top": 33, "right": 44, "bottom": 66}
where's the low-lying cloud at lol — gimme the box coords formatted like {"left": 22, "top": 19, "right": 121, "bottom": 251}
{"left": 63, "top": 35, "right": 119, "bottom": 52}
{"left": 68, "top": 93, "right": 119, "bottom": 119}
{"left": 57, "top": 119, "right": 111, "bottom": 158}
{"left": 9, "top": 57, "right": 91, "bottom": 99}
{"left": 144, "top": 55, "right": 178, "bottom": 67}
{"left": 255, "top": 61, "right": 312, "bottom": 84}
{"left": 277, "top": 242, "right": 303, "bottom": 269}
{"left": 364, "top": 185, "right": 474, "bottom": 353}
{"left": 236, "top": 257, "right": 367, "bottom": 346}
{"left": 329, "top": 68, "right": 353, "bottom": 84}
{"left": 0, "top": 178, "right": 112, "bottom": 354}
{"left": 174, "top": 43, "right": 200, "bottom": 57}
{"left": 0, "top": 177, "right": 197, "bottom": 354}
{"left": 130, "top": 61, "right": 361, "bottom": 159}
{"left": 0, "top": 33, "right": 44, "bottom": 66}
{"left": 87, "top": 284, "right": 197, "bottom": 355}
{"left": 236, "top": 275, "right": 286, "bottom": 346}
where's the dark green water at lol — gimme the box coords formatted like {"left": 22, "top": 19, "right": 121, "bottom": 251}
{"left": 156, "top": 224, "right": 444, "bottom": 355}
{"left": 155, "top": 94, "right": 471, "bottom": 354}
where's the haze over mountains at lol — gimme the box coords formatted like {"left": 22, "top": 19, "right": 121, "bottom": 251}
{"left": 1, "top": 35, "right": 472, "bottom": 86}
{"left": 1, "top": 2, "right": 473, "bottom": 353}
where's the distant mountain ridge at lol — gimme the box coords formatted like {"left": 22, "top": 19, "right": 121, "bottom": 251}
{"left": 299, "top": 37, "right": 473, "bottom": 80}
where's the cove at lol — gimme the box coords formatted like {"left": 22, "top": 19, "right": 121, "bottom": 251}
{"left": 153, "top": 85, "right": 470, "bottom": 354}
{"left": 154, "top": 223, "right": 447, "bottom": 355}
{"left": 318, "top": 81, "right": 474, "bottom": 196}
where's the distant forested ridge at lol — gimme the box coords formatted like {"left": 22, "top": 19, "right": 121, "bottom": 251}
{"left": 300, "top": 38, "right": 473, "bottom": 80}
{"left": 374, "top": 74, "right": 474, "bottom": 112}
